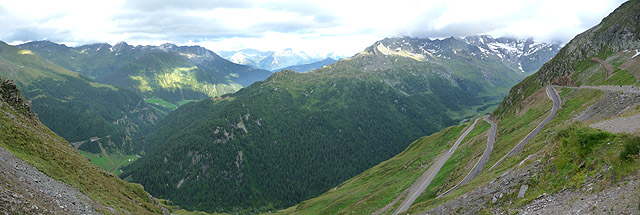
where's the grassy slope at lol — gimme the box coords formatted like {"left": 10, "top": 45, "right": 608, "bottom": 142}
{"left": 276, "top": 123, "right": 467, "bottom": 214}
{"left": 416, "top": 120, "right": 490, "bottom": 202}
{"left": 0, "top": 85, "right": 162, "bottom": 214}
{"left": 0, "top": 42, "right": 79, "bottom": 84}
{"left": 404, "top": 87, "right": 632, "bottom": 214}
{"left": 79, "top": 151, "right": 139, "bottom": 175}
{"left": 99, "top": 52, "right": 242, "bottom": 103}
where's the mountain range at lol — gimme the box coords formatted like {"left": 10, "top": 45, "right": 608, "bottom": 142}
{"left": 0, "top": 41, "right": 274, "bottom": 174}
{"left": 122, "top": 35, "right": 560, "bottom": 212}
{"left": 18, "top": 41, "right": 272, "bottom": 111}
{"left": 218, "top": 48, "right": 342, "bottom": 71}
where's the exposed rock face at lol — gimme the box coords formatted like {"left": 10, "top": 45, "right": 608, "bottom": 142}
{"left": 0, "top": 78, "right": 37, "bottom": 120}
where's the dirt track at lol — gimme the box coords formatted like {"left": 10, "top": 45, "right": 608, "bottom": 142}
{"left": 393, "top": 118, "right": 480, "bottom": 214}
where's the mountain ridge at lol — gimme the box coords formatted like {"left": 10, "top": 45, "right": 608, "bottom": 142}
{"left": 278, "top": 58, "right": 337, "bottom": 73}
{"left": 18, "top": 40, "right": 273, "bottom": 110}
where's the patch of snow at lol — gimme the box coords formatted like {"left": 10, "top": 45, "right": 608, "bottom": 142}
{"left": 488, "top": 42, "right": 521, "bottom": 54}
{"left": 230, "top": 52, "right": 250, "bottom": 64}
{"left": 518, "top": 62, "right": 524, "bottom": 73}
{"left": 426, "top": 49, "right": 438, "bottom": 54}
{"left": 477, "top": 46, "right": 491, "bottom": 56}
{"left": 524, "top": 44, "right": 545, "bottom": 56}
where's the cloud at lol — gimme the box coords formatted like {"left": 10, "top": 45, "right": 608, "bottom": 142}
{"left": 0, "top": 0, "right": 629, "bottom": 56}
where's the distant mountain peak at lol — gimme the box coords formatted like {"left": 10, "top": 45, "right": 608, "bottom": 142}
{"left": 158, "top": 43, "right": 178, "bottom": 51}
{"left": 111, "top": 41, "right": 132, "bottom": 53}
{"left": 25, "top": 40, "right": 69, "bottom": 49}
{"left": 359, "top": 35, "right": 560, "bottom": 73}
{"left": 219, "top": 48, "right": 331, "bottom": 71}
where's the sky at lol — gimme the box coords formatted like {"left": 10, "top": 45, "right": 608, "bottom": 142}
{"left": 0, "top": 0, "right": 628, "bottom": 57}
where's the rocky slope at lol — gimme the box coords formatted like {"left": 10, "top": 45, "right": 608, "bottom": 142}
{"left": 0, "top": 76, "right": 166, "bottom": 214}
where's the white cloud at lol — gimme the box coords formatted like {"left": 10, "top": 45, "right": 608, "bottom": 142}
{"left": 0, "top": 0, "right": 628, "bottom": 57}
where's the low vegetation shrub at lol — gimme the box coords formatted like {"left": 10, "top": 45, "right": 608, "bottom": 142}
{"left": 559, "top": 125, "right": 612, "bottom": 156}
{"left": 619, "top": 136, "right": 640, "bottom": 161}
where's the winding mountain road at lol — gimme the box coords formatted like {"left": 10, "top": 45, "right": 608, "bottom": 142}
{"left": 489, "top": 85, "right": 561, "bottom": 170}
{"left": 393, "top": 118, "right": 480, "bottom": 215}
{"left": 438, "top": 115, "right": 497, "bottom": 197}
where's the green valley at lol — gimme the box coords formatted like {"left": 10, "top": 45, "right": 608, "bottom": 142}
{"left": 123, "top": 35, "right": 559, "bottom": 213}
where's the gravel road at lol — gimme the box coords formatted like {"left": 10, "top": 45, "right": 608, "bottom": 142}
{"left": 393, "top": 118, "right": 480, "bottom": 214}
{"left": 490, "top": 85, "right": 560, "bottom": 170}
{"left": 438, "top": 115, "right": 497, "bottom": 197}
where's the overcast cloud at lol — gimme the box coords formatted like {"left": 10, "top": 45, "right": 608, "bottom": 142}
{"left": 0, "top": 0, "right": 628, "bottom": 57}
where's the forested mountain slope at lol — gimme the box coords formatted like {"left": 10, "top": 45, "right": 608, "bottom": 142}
{"left": 123, "top": 35, "right": 559, "bottom": 213}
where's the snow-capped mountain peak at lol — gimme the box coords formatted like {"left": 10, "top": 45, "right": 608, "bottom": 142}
{"left": 367, "top": 35, "right": 561, "bottom": 73}
{"left": 218, "top": 48, "right": 333, "bottom": 71}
